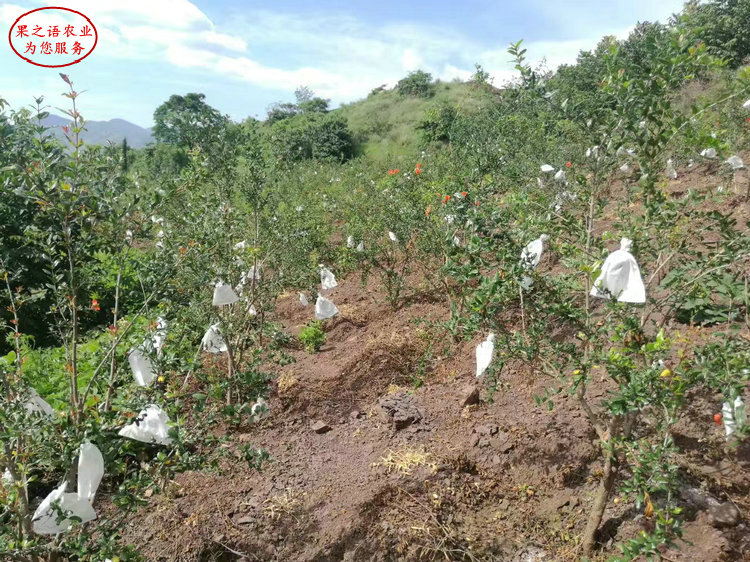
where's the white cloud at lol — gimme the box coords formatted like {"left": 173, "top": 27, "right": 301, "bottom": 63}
{"left": 401, "top": 49, "right": 422, "bottom": 72}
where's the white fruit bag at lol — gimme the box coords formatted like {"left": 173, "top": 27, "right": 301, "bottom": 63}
{"left": 202, "top": 323, "right": 227, "bottom": 354}
{"left": 356, "top": 241, "right": 364, "bottom": 252}
{"left": 77, "top": 441, "right": 103, "bottom": 503}
{"left": 1, "top": 468, "right": 12, "bottom": 485}
{"left": 315, "top": 296, "right": 339, "bottom": 320}
{"left": 590, "top": 238, "right": 646, "bottom": 304}
{"left": 475, "top": 333, "right": 495, "bottom": 378}
{"left": 33, "top": 441, "right": 103, "bottom": 535}
{"left": 346, "top": 236, "right": 355, "bottom": 248}
{"left": 33, "top": 483, "right": 97, "bottom": 535}
{"left": 153, "top": 316, "right": 167, "bottom": 357}
{"left": 118, "top": 404, "right": 173, "bottom": 446}
{"left": 725, "top": 155, "right": 745, "bottom": 170}
{"left": 743, "top": 99, "right": 750, "bottom": 109}
{"left": 723, "top": 396, "right": 747, "bottom": 437}
{"left": 540, "top": 164, "right": 554, "bottom": 173}
{"left": 666, "top": 159, "right": 677, "bottom": 179}
{"left": 521, "top": 235, "right": 549, "bottom": 270}
{"left": 388, "top": 231, "right": 399, "bottom": 243}
{"left": 213, "top": 282, "right": 239, "bottom": 306}
{"left": 520, "top": 234, "right": 549, "bottom": 289}
{"left": 299, "top": 292, "right": 309, "bottom": 306}
{"left": 128, "top": 348, "right": 155, "bottom": 387}
{"left": 25, "top": 388, "right": 54, "bottom": 417}
{"left": 319, "top": 265, "right": 338, "bottom": 290}
{"left": 700, "top": 148, "right": 717, "bottom": 159}
{"left": 251, "top": 397, "right": 269, "bottom": 418}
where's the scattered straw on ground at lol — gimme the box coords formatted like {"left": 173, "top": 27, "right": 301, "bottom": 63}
{"left": 263, "top": 488, "right": 306, "bottom": 520}
{"left": 277, "top": 373, "right": 298, "bottom": 394}
{"left": 374, "top": 446, "right": 437, "bottom": 475}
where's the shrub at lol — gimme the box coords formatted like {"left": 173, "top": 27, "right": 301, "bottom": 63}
{"left": 299, "top": 320, "right": 326, "bottom": 353}
{"left": 418, "top": 102, "right": 458, "bottom": 143}
{"left": 396, "top": 70, "right": 435, "bottom": 98}
{"left": 268, "top": 112, "right": 354, "bottom": 163}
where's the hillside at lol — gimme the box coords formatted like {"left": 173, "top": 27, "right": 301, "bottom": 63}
{"left": 42, "top": 113, "right": 154, "bottom": 148}
{"left": 336, "top": 80, "right": 497, "bottom": 160}
{"left": 2, "top": 4, "right": 750, "bottom": 562}
{"left": 117, "top": 160, "right": 750, "bottom": 560}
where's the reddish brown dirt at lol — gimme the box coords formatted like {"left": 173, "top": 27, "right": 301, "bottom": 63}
{"left": 112, "top": 164, "right": 750, "bottom": 561}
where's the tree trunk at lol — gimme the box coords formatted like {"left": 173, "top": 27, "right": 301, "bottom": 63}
{"left": 582, "top": 417, "right": 621, "bottom": 557}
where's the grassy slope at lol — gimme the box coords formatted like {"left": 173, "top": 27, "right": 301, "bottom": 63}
{"left": 335, "top": 80, "right": 494, "bottom": 162}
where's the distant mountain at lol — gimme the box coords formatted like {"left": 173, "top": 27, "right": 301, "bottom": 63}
{"left": 42, "top": 114, "right": 154, "bottom": 148}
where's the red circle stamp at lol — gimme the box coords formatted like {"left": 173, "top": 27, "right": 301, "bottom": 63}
{"left": 8, "top": 6, "right": 97, "bottom": 68}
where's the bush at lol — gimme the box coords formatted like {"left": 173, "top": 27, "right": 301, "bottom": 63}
{"left": 268, "top": 112, "right": 354, "bottom": 163}
{"left": 298, "top": 320, "right": 326, "bottom": 353}
{"left": 397, "top": 70, "right": 435, "bottom": 98}
{"left": 418, "top": 102, "right": 458, "bottom": 143}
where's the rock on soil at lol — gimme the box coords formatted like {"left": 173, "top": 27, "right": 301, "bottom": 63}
{"left": 461, "top": 384, "right": 480, "bottom": 406}
{"left": 310, "top": 420, "right": 331, "bottom": 434}
{"left": 708, "top": 502, "right": 740, "bottom": 528}
{"left": 378, "top": 392, "right": 422, "bottom": 430}
{"left": 511, "top": 545, "right": 549, "bottom": 561}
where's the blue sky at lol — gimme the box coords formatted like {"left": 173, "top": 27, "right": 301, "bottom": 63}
{"left": 1, "top": 0, "right": 686, "bottom": 128}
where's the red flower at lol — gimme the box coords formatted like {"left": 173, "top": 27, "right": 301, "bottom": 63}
{"left": 713, "top": 413, "right": 722, "bottom": 425}
{"left": 461, "top": 191, "right": 468, "bottom": 197}
{"left": 475, "top": 201, "right": 480, "bottom": 207}
{"left": 565, "top": 161, "right": 571, "bottom": 168}
{"left": 108, "top": 325, "right": 118, "bottom": 335}
{"left": 442, "top": 195, "right": 451, "bottom": 204}
{"left": 394, "top": 169, "right": 399, "bottom": 174}
{"left": 91, "top": 298, "right": 100, "bottom": 312}
{"left": 416, "top": 162, "right": 421, "bottom": 168}
{"left": 415, "top": 168, "right": 421, "bottom": 175}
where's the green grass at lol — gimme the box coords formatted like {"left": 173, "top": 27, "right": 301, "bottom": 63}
{"left": 334, "top": 79, "right": 497, "bottom": 161}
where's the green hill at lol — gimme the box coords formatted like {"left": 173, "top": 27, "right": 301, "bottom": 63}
{"left": 336, "top": 79, "right": 497, "bottom": 160}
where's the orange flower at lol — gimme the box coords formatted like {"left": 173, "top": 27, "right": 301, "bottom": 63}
{"left": 416, "top": 162, "right": 421, "bottom": 169}
{"left": 475, "top": 201, "right": 480, "bottom": 207}
{"left": 90, "top": 298, "right": 100, "bottom": 312}
{"left": 425, "top": 205, "right": 432, "bottom": 216}
{"left": 415, "top": 168, "right": 421, "bottom": 175}
{"left": 442, "top": 195, "right": 451, "bottom": 204}
{"left": 565, "top": 161, "right": 571, "bottom": 168}
{"left": 461, "top": 191, "right": 468, "bottom": 197}
{"left": 394, "top": 169, "right": 399, "bottom": 174}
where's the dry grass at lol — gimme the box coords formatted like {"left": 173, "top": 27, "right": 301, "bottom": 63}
{"left": 277, "top": 373, "right": 298, "bottom": 394}
{"left": 374, "top": 446, "right": 437, "bottom": 475}
{"left": 263, "top": 488, "right": 306, "bottom": 520}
